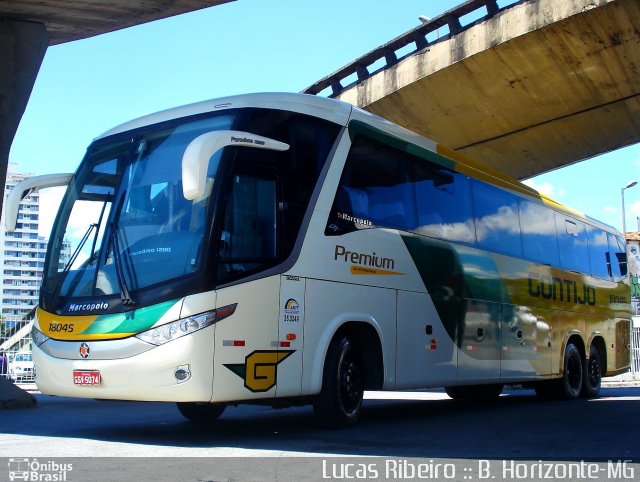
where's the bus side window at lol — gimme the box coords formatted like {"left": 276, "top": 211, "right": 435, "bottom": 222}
{"left": 329, "top": 135, "right": 416, "bottom": 233}
{"left": 472, "top": 180, "right": 522, "bottom": 257}
{"left": 217, "top": 173, "right": 277, "bottom": 279}
{"left": 609, "top": 232, "right": 628, "bottom": 280}
{"left": 519, "top": 200, "right": 559, "bottom": 266}
{"left": 556, "top": 215, "right": 589, "bottom": 272}
{"left": 414, "top": 162, "right": 475, "bottom": 245}
{"left": 587, "top": 225, "right": 611, "bottom": 279}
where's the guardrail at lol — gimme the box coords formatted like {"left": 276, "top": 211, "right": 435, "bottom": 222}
{"left": 303, "top": 0, "right": 523, "bottom": 97}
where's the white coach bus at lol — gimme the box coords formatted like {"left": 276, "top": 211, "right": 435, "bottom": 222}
{"left": 6, "top": 93, "right": 631, "bottom": 427}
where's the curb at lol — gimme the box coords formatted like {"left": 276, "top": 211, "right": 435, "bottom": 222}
{"left": 602, "top": 381, "right": 640, "bottom": 388}
{"left": 0, "top": 378, "right": 38, "bottom": 410}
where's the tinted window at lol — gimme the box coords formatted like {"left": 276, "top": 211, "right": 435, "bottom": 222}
{"left": 414, "top": 161, "right": 475, "bottom": 244}
{"left": 556, "top": 215, "right": 589, "bottom": 272}
{"left": 330, "top": 136, "right": 416, "bottom": 232}
{"left": 587, "top": 226, "right": 610, "bottom": 279}
{"left": 472, "top": 181, "right": 522, "bottom": 257}
{"left": 243, "top": 111, "right": 341, "bottom": 255}
{"left": 519, "top": 200, "right": 559, "bottom": 265}
{"left": 218, "top": 172, "right": 277, "bottom": 280}
{"left": 608, "top": 233, "right": 627, "bottom": 280}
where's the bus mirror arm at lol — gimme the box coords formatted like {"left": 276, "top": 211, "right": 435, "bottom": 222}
{"left": 181, "top": 130, "right": 289, "bottom": 201}
{"left": 5, "top": 173, "right": 73, "bottom": 232}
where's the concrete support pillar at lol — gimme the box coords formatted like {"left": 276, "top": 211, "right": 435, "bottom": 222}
{"left": 0, "top": 18, "right": 48, "bottom": 208}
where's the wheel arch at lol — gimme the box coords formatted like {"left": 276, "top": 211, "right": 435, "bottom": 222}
{"left": 309, "top": 315, "right": 385, "bottom": 394}
{"left": 561, "top": 331, "right": 586, "bottom": 373}
{"left": 588, "top": 334, "right": 607, "bottom": 370}
{"left": 334, "top": 321, "right": 384, "bottom": 391}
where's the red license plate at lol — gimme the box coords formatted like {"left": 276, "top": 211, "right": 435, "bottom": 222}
{"left": 73, "top": 370, "right": 101, "bottom": 385}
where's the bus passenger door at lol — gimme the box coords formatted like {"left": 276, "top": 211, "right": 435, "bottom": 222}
{"left": 457, "top": 299, "right": 501, "bottom": 382}
{"left": 211, "top": 166, "right": 284, "bottom": 402}
{"left": 396, "top": 290, "right": 457, "bottom": 388}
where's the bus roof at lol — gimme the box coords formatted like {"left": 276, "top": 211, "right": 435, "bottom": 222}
{"left": 96, "top": 92, "right": 353, "bottom": 140}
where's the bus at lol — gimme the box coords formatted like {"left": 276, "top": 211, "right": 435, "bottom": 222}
{"left": 6, "top": 93, "right": 631, "bottom": 427}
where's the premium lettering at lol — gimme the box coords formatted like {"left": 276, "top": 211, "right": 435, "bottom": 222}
{"left": 334, "top": 245, "right": 395, "bottom": 270}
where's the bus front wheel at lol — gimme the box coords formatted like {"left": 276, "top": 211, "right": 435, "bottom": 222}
{"left": 314, "top": 335, "right": 365, "bottom": 428}
{"left": 177, "top": 402, "right": 226, "bottom": 423}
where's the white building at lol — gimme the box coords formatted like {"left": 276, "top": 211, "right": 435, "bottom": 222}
{"left": 0, "top": 163, "right": 47, "bottom": 323}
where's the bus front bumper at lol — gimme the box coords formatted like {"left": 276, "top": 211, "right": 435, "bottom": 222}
{"left": 32, "top": 328, "right": 215, "bottom": 402}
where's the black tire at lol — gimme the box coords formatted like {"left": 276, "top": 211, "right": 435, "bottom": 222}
{"left": 581, "top": 344, "right": 602, "bottom": 398}
{"left": 536, "top": 342, "right": 583, "bottom": 400}
{"left": 313, "top": 335, "right": 365, "bottom": 428}
{"left": 176, "top": 402, "right": 226, "bottom": 423}
{"left": 561, "top": 342, "right": 583, "bottom": 399}
{"left": 444, "top": 384, "right": 503, "bottom": 400}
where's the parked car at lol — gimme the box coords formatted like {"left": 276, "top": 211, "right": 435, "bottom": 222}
{"left": 9, "top": 352, "right": 34, "bottom": 383}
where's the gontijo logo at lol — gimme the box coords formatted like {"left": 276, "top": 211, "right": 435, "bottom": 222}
{"left": 334, "top": 245, "right": 404, "bottom": 275}
{"left": 224, "top": 350, "right": 294, "bottom": 392}
{"left": 79, "top": 342, "right": 90, "bottom": 359}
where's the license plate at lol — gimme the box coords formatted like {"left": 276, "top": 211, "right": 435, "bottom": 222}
{"left": 73, "top": 370, "right": 101, "bottom": 386}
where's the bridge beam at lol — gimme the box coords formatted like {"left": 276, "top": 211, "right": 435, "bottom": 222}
{"left": 333, "top": 0, "right": 640, "bottom": 180}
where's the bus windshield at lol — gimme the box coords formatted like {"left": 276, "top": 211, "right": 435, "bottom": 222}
{"left": 44, "top": 114, "right": 234, "bottom": 300}
{"left": 41, "top": 108, "right": 342, "bottom": 312}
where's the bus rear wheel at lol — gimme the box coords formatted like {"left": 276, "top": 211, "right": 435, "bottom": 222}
{"left": 314, "top": 335, "right": 365, "bottom": 428}
{"left": 581, "top": 344, "right": 602, "bottom": 398}
{"left": 535, "top": 342, "right": 583, "bottom": 400}
{"left": 177, "top": 402, "right": 226, "bottom": 423}
{"left": 560, "top": 342, "right": 583, "bottom": 399}
{"left": 444, "top": 384, "right": 503, "bottom": 400}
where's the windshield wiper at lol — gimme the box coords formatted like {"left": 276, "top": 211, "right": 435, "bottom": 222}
{"left": 52, "top": 223, "right": 97, "bottom": 298}
{"left": 110, "top": 223, "right": 135, "bottom": 307}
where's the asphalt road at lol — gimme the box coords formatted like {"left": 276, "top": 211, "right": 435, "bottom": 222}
{"left": 1, "top": 386, "right": 638, "bottom": 480}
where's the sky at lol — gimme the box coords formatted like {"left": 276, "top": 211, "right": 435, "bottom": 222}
{"left": 7, "top": 0, "right": 640, "bottom": 238}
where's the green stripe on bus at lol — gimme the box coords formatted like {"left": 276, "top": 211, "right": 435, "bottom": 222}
{"left": 80, "top": 299, "right": 180, "bottom": 335}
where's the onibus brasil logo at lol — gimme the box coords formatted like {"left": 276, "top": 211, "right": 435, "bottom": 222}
{"left": 8, "top": 458, "right": 73, "bottom": 481}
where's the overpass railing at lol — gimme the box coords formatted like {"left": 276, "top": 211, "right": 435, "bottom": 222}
{"left": 303, "top": 0, "right": 523, "bottom": 98}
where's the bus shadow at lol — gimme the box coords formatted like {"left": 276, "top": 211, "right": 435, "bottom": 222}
{"left": 5, "top": 387, "right": 637, "bottom": 460}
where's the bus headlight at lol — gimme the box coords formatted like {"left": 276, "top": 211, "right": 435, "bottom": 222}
{"left": 135, "top": 304, "right": 237, "bottom": 346}
{"left": 32, "top": 325, "right": 49, "bottom": 347}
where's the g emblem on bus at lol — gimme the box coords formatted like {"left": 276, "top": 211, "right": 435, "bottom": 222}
{"left": 224, "top": 350, "right": 294, "bottom": 392}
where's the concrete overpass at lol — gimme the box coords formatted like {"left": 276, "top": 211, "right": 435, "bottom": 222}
{"left": 304, "top": 0, "right": 640, "bottom": 180}
{"left": 0, "top": 0, "right": 233, "bottom": 206}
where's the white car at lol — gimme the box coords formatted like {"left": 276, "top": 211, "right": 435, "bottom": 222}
{"left": 9, "top": 352, "right": 34, "bottom": 383}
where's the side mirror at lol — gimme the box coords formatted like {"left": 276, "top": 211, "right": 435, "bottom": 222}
{"left": 181, "top": 130, "right": 289, "bottom": 200}
{"left": 5, "top": 173, "right": 73, "bottom": 231}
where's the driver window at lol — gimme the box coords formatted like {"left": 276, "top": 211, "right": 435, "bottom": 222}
{"left": 218, "top": 173, "right": 277, "bottom": 279}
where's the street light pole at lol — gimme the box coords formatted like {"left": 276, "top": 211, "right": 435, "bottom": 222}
{"left": 621, "top": 180, "right": 638, "bottom": 240}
